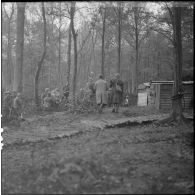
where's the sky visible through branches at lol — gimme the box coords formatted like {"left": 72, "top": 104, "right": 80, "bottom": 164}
{"left": 2, "top": 2, "right": 162, "bottom": 31}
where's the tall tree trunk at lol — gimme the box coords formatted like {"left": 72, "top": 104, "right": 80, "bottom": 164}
{"left": 78, "top": 52, "right": 83, "bottom": 86}
{"left": 135, "top": 9, "right": 139, "bottom": 93}
{"left": 92, "top": 30, "right": 97, "bottom": 75}
{"left": 13, "top": 2, "right": 25, "bottom": 93}
{"left": 88, "top": 47, "right": 93, "bottom": 78}
{"left": 34, "top": 2, "right": 46, "bottom": 106}
{"left": 49, "top": 4, "right": 54, "bottom": 88}
{"left": 90, "top": 34, "right": 94, "bottom": 75}
{"left": 147, "top": 55, "right": 149, "bottom": 80}
{"left": 4, "top": 4, "right": 14, "bottom": 90}
{"left": 131, "top": 7, "right": 138, "bottom": 94}
{"left": 130, "top": 55, "right": 133, "bottom": 94}
{"left": 6, "top": 17, "right": 13, "bottom": 89}
{"left": 87, "top": 51, "right": 91, "bottom": 80}
{"left": 70, "top": 2, "right": 78, "bottom": 107}
{"left": 101, "top": 7, "right": 106, "bottom": 77}
{"left": 128, "top": 58, "right": 131, "bottom": 92}
{"left": 49, "top": 62, "right": 51, "bottom": 88}
{"left": 58, "top": 2, "right": 62, "bottom": 89}
{"left": 67, "top": 24, "right": 72, "bottom": 88}
{"left": 157, "top": 51, "right": 160, "bottom": 79}
{"left": 131, "top": 61, "right": 137, "bottom": 94}
{"left": 172, "top": 6, "right": 183, "bottom": 120}
{"left": 117, "top": 2, "right": 122, "bottom": 74}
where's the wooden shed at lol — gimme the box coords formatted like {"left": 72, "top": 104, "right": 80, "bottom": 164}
{"left": 151, "top": 81, "right": 193, "bottom": 110}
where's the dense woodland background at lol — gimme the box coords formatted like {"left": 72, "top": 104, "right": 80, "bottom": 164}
{"left": 1, "top": 2, "right": 193, "bottom": 101}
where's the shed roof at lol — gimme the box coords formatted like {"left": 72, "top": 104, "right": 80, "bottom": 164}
{"left": 151, "top": 81, "right": 193, "bottom": 85}
{"left": 143, "top": 82, "right": 150, "bottom": 87}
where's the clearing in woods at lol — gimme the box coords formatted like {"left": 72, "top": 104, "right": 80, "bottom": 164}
{"left": 2, "top": 107, "right": 194, "bottom": 194}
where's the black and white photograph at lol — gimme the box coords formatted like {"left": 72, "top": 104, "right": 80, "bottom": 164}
{"left": 1, "top": 1, "right": 194, "bottom": 194}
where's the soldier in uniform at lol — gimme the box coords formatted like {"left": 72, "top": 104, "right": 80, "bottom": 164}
{"left": 43, "top": 92, "right": 53, "bottom": 111}
{"left": 63, "top": 83, "right": 69, "bottom": 101}
{"left": 41, "top": 88, "right": 50, "bottom": 106}
{"left": 13, "top": 93, "right": 23, "bottom": 119}
{"left": 2, "top": 91, "right": 12, "bottom": 122}
{"left": 52, "top": 88, "right": 61, "bottom": 108}
{"left": 87, "top": 77, "right": 96, "bottom": 109}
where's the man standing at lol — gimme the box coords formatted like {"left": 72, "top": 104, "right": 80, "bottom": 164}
{"left": 110, "top": 73, "right": 124, "bottom": 113}
{"left": 94, "top": 75, "right": 108, "bottom": 113}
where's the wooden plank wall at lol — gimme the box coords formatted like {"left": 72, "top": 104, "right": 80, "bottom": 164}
{"left": 154, "top": 84, "right": 160, "bottom": 109}
{"left": 159, "top": 83, "right": 193, "bottom": 110}
{"left": 183, "top": 84, "right": 193, "bottom": 110}
{"left": 159, "top": 84, "right": 173, "bottom": 110}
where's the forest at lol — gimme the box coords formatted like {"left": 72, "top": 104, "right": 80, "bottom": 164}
{"left": 1, "top": 2, "right": 194, "bottom": 194}
{"left": 2, "top": 2, "right": 193, "bottom": 103}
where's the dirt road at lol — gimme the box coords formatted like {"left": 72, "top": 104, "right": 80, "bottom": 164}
{"left": 2, "top": 109, "right": 194, "bottom": 194}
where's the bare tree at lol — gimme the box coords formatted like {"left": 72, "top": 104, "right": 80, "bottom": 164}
{"left": 123, "top": 4, "right": 151, "bottom": 94}
{"left": 34, "top": 2, "right": 47, "bottom": 106}
{"left": 77, "top": 17, "right": 98, "bottom": 82}
{"left": 117, "top": 2, "right": 122, "bottom": 74}
{"left": 91, "top": 27, "right": 98, "bottom": 76}
{"left": 112, "top": 2, "right": 123, "bottom": 74}
{"left": 100, "top": 6, "right": 106, "bottom": 77}
{"left": 13, "top": 2, "right": 25, "bottom": 93}
{"left": 133, "top": 7, "right": 139, "bottom": 94}
{"left": 158, "top": 4, "right": 186, "bottom": 121}
{"left": 70, "top": 2, "right": 78, "bottom": 106}
{"left": 171, "top": 6, "right": 183, "bottom": 121}
{"left": 58, "top": 2, "right": 62, "bottom": 88}
{"left": 3, "top": 3, "right": 15, "bottom": 90}
{"left": 66, "top": 23, "right": 72, "bottom": 89}
{"left": 155, "top": 4, "right": 191, "bottom": 124}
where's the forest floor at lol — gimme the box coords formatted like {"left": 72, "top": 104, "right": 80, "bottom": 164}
{"left": 1, "top": 106, "right": 194, "bottom": 194}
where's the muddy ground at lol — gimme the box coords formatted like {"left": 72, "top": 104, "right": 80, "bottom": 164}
{"left": 1, "top": 107, "right": 194, "bottom": 194}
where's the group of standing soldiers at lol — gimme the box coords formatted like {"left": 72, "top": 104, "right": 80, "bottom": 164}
{"left": 87, "top": 73, "right": 124, "bottom": 113}
{"left": 2, "top": 91, "right": 23, "bottom": 122}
